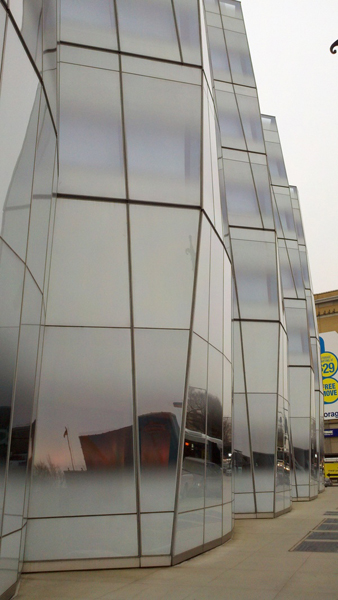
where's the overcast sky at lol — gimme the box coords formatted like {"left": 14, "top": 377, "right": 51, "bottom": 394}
{"left": 240, "top": 0, "right": 338, "bottom": 295}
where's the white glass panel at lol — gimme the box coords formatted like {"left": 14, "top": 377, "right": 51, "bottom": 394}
{"left": 60, "top": 0, "right": 118, "bottom": 49}
{"left": 285, "top": 306, "right": 311, "bottom": 366}
{"left": 193, "top": 216, "right": 210, "bottom": 341}
{"left": 232, "top": 239, "right": 279, "bottom": 320}
{"left": 135, "top": 329, "right": 189, "bottom": 512}
{"left": 216, "top": 89, "right": 245, "bottom": 150}
{"left": 179, "top": 335, "right": 207, "bottom": 513}
{"left": 209, "top": 231, "right": 224, "bottom": 352}
{"left": 25, "top": 515, "right": 138, "bottom": 560}
{"left": 265, "top": 141, "right": 288, "bottom": 187}
{"left": 233, "top": 322, "right": 245, "bottom": 393}
{"left": 59, "top": 63, "right": 125, "bottom": 197}
{"left": 251, "top": 163, "right": 274, "bottom": 230}
{"left": 222, "top": 501, "right": 232, "bottom": 536}
{"left": 174, "top": 509, "right": 204, "bottom": 556}
{"left": 224, "top": 30, "right": 255, "bottom": 87}
{"left": 274, "top": 191, "right": 297, "bottom": 240}
{"left": 223, "top": 160, "right": 262, "bottom": 227}
{"left": 204, "top": 505, "right": 222, "bottom": 543}
{"left": 289, "top": 367, "right": 312, "bottom": 418}
{"left": 46, "top": 200, "right": 130, "bottom": 327}
{"left": 0, "top": 19, "right": 40, "bottom": 258}
{"left": 117, "top": 0, "right": 180, "bottom": 61}
{"left": 233, "top": 394, "right": 253, "bottom": 494}
{"left": 248, "top": 394, "right": 276, "bottom": 494}
{"left": 0, "top": 531, "right": 21, "bottom": 596}
{"left": 234, "top": 493, "right": 255, "bottom": 514}
{"left": 208, "top": 26, "right": 231, "bottom": 82}
{"left": 26, "top": 96, "right": 56, "bottom": 289}
{"left": 141, "top": 513, "right": 173, "bottom": 555}
{"left": 256, "top": 492, "right": 273, "bottom": 513}
{"left": 30, "top": 327, "right": 136, "bottom": 517}
{"left": 202, "top": 88, "right": 215, "bottom": 224}
{"left": 124, "top": 73, "right": 201, "bottom": 205}
{"left": 236, "top": 93, "right": 265, "bottom": 153}
{"left": 174, "top": 0, "right": 201, "bottom": 65}
{"left": 241, "top": 322, "right": 279, "bottom": 394}
{"left": 130, "top": 205, "right": 198, "bottom": 328}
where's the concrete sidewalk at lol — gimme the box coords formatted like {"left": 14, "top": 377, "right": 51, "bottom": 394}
{"left": 16, "top": 488, "right": 338, "bottom": 600}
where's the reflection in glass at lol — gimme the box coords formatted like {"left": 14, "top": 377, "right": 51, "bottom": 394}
{"left": 248, "top": 394, "right": 276, "bottom": 494}
{"left": 123, "top": 73, "right": 201, "bottom": 205}
{"left": 193, "top": 216, "right": 210, "bottom": 341}
{"left": 209, "top": 231, "right": 224, "bottom": 352}
{"left": 30, "top": 327, "right": 136, "bottom": 517}
{"left": 291, "top": 417, "right": 310, "bottom": 487}
{"left": 233, "top": 394, "right": 253, "bottom": 494}
{"left": 134, "top": 329, "right": 189, "bottom": 513}
{"left": 241, "top": 322, "right": 279, "bottom": 394}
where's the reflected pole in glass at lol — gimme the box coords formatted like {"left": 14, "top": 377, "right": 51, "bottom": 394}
{"left": 63, "top": 426, "right": 75, "bottom": 470}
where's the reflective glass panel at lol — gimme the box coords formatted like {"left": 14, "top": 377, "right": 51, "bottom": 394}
{"left": 0, "top": 531, "right": 21, "bottom": 596}
{"left": 25, "top": 515, "right": 138, "bottom": 560}
{"left": 265, "top": 142, "right": 288, "bottom": 187}
{"left": 135, "top": 329, "right": 189, "bottom": 512}
{"left": 123, "top": 73, "right": 201, "bottom": 205}
{"left": 216, "top": 89, "right": 245, "bottom": 150}
{"left": 130, "top": 205, "right": 198, "bottom": 328}
{"left": 0, "top": 18, "right": 40, "bottom": 258}
{"left": 58, "top": 63, "right": 125, "bottom": 198}
{"left": 209, "top": 231, "right": 224, "bottom": 352}
{"left": 251, "top": 163, "right": 274, "bottom": 230}
{"left": 193, "top": 216, "right": 210, "bottom": 342}
{"left": 30, "top": 327, "right": 136, "bottom": 517}
{"left": 232, "top": 239, "right": 279, "bottom": 320}
{"left": 208, "top": 26, "right": 231, "bottom": 82}
{"left": 204, "top": 505, "right": 222, "bottom": 543}
{"left": 233, "top": 394, "right": 253, "bottom": 494}
{"left": 291, "top": 417, "right": 310, "bottom": 487}
{"left": 206, "top": 346, "right": 223, "bottom": 507}
{"left": 241, "top": 322, "right": 279, "bottom": 394}
{"left": 222, "top": 357, "right": 232, "bottom": 504}
{"left": 26, "top": 96, "right": 56, "bottom": 289}
{"left": 223, "top": 159, "right": 262, "bottom": 227}
{"left": 274, "top": 191, "right": 297, "bottom": 241}
{"left": 248, "top": 394, "right": 276, "bottom": 493}
{"left": 224, "top": 30, "right": 255, "bottom": 87}
{"left": 0, "top": 245, "right": 25, "bottom": 518}
{"left": 141, "top": 513, "right": 173, "bottom": 555}
{"left": 60, "top": 0, "right": 118, "bottom": 49}
{"left": 285, "top": 306, "right": 311, "bottom": 366}
{"left": 47, "top": 200, "right": 130, "bottom": 327}
{"left": 174, "top": 509, "right": 204, "bottom": 556}
{"left": 174, "top": 0, "right": 201, "bottom": 65}
{"left": 278, "top": 243, "right": 297, "bottom": 298}
{"left": 116, "top": 0, "right": 180, "bottom": 61}
{"left": 236, "top": 92, "right": 265, "bottom": 153}
{"left": 179, "top": 334, "right": 207, "bottom": 513}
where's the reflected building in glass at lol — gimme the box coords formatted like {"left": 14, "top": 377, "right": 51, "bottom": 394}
{"left": 0, "top": 0, "right": 322, "bottom": 597}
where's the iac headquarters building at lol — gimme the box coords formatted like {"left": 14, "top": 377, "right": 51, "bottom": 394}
{"left": 0, "top": 0, "right": 323, "bottom": 598}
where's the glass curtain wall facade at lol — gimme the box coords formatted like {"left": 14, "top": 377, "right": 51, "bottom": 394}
{"left": 21, "top": 0, "right": 233, "bottom": 575}
{"left": 205, "top": 0, "right": 290, "bottom": 517}
{"left": 0, "top": 1, "right": 57, "bottom": 597}
{"left": 262, "top": 115, "right": 322, "bottom": 500}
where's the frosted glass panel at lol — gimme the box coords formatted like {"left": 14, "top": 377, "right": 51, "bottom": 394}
{"left": 232, "top": 239, "right": 279, "bottom": 320}
{"left": 223, "top": 159, "right": 262, "bottom": 227}
{"left": 47, "top": 200, "right": 130, "bottom": 327}
{"left": 241, "top": 322, "right": 279, "bottom": 394}
{"left": 124, "top": 73, "right": 201, "bottom": 205}
{"left": 174, "top": 0, "right": 201, "bottom": 65}
{"left": 59, "top": 63, "right": 125, "bottom": 197}
{"left": 174, "top": 509, "right": 204, "bottom": 556}
{"left": 216, "top": 89, "right": 245, "bottom": 150}
{"left": 130, "top": 205, "right": 198, "bottom": 328}
{"left": 117, "top": 0, "right": 180, "bottom": 61}
{"left": 141, "top": 513, "right": 173, "bottom": 555}
{"left": 60, "top": 0, "right": 118, "bottom": 49}
{"left": 25, "top": 515, "right": 138, "bottom": 560}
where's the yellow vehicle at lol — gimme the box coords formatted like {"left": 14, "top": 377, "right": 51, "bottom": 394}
{"left": 324, "top": 456, "right": 338, "bottom": 484}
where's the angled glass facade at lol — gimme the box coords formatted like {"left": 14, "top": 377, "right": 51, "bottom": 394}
{"left": 0, "top": 0, "right": 322, "bottom": 598}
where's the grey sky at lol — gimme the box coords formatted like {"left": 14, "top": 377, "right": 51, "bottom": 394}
{"left": 240, "top": 0, "right": 338, "bottom": 294}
